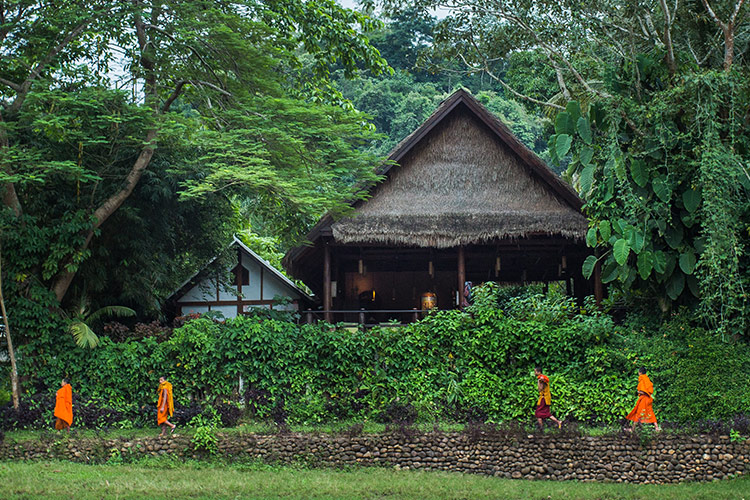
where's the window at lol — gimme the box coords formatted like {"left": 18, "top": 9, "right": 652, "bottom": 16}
{"left": 231, "top": 264, "right": 250, "bottom": 286}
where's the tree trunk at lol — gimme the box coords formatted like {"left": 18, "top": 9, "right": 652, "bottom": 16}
{"left": 0, "top": 242, "right": 20, "bottom": 409}
{"left": 51, "top": 129, "right": 158, "bottom": 303}
{"left": 0, "top": 111, "right": 22, "bottom": 219}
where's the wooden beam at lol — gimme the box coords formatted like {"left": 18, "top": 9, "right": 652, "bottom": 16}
{"left": 594, "top": 258, "right": 604, "bottom": 306}
{"left": 178, "top": 299, "right": 279, "bottom": 307}
{"left": 457, "top": 245, "right": 466, "bottom": 309}
{"left": 236, "top": 247, "right": 242, "bottom": 317}
{"left": 324, "top": 242, "right": 332, "bottom": 322}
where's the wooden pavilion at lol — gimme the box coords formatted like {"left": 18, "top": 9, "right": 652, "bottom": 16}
{"left": 283, "top": 89, "right": 600, "bottom": 324}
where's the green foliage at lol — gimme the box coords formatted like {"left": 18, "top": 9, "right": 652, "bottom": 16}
{"left": 393, "top": 0, "right": 750, "bottom": 337}
{"left": 191, "top": 408, "right": 221, "bottom": 456}
{"left": 334, "top": 75, "right": 549, "bottom": 158}
{"left": 17, "top": 284, "right": 748, "bottom": 427}
{"left": 730, "top": 429, "right": 746, "bottom": 443}
{"left": 620, "top": 315, "right": 750, "bottom": 422}
{"left": 0, "top": 388, "right": 10, "bottom": 407}
{"left": 558, "top": 72, "right": 750, "bottom": 337}
{"left": 0, "top": 0, "right": 395, "bottom": 370}
{"left": 67, "top": 299, "right": 136, "bottom": 348}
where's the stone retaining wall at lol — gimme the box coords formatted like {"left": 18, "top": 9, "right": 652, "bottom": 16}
{"left": 1, "top": 432, "right": 747, "bottom": 483}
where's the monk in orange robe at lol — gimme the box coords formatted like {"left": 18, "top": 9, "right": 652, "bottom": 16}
{"left": 534, "top": 367, "right": 563, "bottom": 431}
{"left": 626, "top": 367, "right": 661, "bottom": 432}
{"left": 54, "top": 378, "right": 73, "bottom": 431}
{"left": 157, "top": 376, "right": 176, "bottom": 435}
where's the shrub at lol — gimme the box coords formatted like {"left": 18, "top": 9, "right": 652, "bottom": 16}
{"left": 378, "top": 401, "right": 417, "bottom": 426}
{"left": 173, "top": 403, "right": 204, "bottom": 426}
{"left": 74, "top": 396, "right": 126, "bottom": 429}
{"left": 0, "top": 395, "right": 52, "bottom": 430}
{"left": 243, "top": 386, "right": 271, "bottom": 418}
{"left": 0, "top": 388, "right": 11, "bottom": 407}
{"left": 213, "top": 402, "right": 242, "bottom": 427}
{"left": 190, "top": 408, "right": 220, "bottom": 456}
{"left": 10, "top": 283, "right": 750, "bottom": 429}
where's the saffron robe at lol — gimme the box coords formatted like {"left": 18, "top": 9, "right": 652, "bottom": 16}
{"left": 54, "top": 383, "right": 73, "bottom": 427}
{"left": 535, "top": 374, "right": 552, "bottom": 419}
{"left": 157, "top": 381, "right": 174, "bottom": 425}
{"left": 626, "top": 373, "right": 658, "bottom": 424}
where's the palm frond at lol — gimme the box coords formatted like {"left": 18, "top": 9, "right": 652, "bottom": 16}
{"left": 69, "top": 321, "right": 100, "bottom": 349}
{"left": 86, "top": 306, "right": 136, "bottom": 324}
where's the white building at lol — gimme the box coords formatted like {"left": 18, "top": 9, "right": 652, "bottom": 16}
{"left": 169, "top": 237, "right": 313, "bottom": 318}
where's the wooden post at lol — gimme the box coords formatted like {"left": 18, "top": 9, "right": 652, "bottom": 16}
{"left": 412, "top": 308, "right": 418, "bottom": 322}
{"left": 323, "top": 242, "right": 332, "bottom": 322}
{"left": 236, "top": 247, "right": 243, "bottom": 317}
{"left": 359, "top": 308, "right": 366, "bottom": 326}
{"left": 594, "top": 258, "right": 604, "bottom": 306}
{"left": 457, "top": 245, "right": 465, "bottom": 308}
{"left": 306, "top": 310, "right": 313, "bottom": 324}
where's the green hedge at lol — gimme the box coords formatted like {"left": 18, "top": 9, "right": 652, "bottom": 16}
{"left": 15, "top": 284, "right": 750, "bottom": 425}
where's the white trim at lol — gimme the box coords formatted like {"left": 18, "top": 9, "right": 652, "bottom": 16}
{"left": 230, "top": 236, "right": 313, "bottom": 302}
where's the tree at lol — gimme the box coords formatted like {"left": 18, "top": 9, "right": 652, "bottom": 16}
{"left": 382, "top": 0, "right": 750, "bottom": 335}
{"left": 0, "top": 240, "right": 20, "bottom": 408}
{"left": 0, "top": 0, "right": 390, "bottom": 394}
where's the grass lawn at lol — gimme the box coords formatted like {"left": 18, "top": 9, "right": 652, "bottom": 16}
{"left": 0, "top": 460, "right": 747, "bottom": 500}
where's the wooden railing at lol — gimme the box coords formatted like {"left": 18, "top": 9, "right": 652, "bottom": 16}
{"left": 302, "top": 308, "right": 435, "bottom": 327}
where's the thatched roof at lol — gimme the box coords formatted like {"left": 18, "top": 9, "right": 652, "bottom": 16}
{"left": 284, "top": 89, "right": 587, "bottom": 268}
{"left": 335, "top": 89, "right": 586, "bottom": 247}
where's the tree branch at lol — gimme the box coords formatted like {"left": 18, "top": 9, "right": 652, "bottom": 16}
{"left": 461, "top": 28, "right": 563, "bottom": 110}
{"left": 730, "top": 0, "right": 746, "bottom": 25}
{"left": 658, "top": 0, "right": 678, "bottom": 78}
{"left": 700, "top": 0, "right": 744, "bottom": 70}
{"left": 0, "top": 110, "right": 22, "bottom": 218}
{"left": 547, "top": 54, "right": 572, "bottom": 101}
{"left": 477, "top": 59, "right": 564, "bottom": 110}
{"left": 143, "top": 23, "right": 225, "bottom": 87}
{"left": 0, "top": 77, "right": 21, "bottom": 92}
{"left": 161, "top": 80, "right": 187, "bottom": 112}
{"left": 8, "top": 10, "right": 105, "bottom": 114}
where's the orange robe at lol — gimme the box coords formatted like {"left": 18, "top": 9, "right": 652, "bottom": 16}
{"left": 535, "top": 374, "right": 552, "bottom": 419}
{"left": 54, "top": 383, "right": 73, "bottom": 428}
{"left": 626, "top": 373, "right": 657, "bottom": 424}
{"left": 536, "top": 374, "right": 551, "bottom": 406}
{"left": 157, "top": 381, "right": 174, "bottom": 425}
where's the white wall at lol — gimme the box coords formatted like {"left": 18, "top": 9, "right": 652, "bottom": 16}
{"left": 211, "top": 305, "right": 238, "bottom": 318}
{"left": 240, "top": 254, "right": 262, "bottom": 300}
{"left": 264, "top": 274, "right": 299, "bottom": 301}
{"left": 179, "top": 305, "right": 210, "bottom": 315}
{"left": 180, "top": 277, "right": 217, "bottom": 302}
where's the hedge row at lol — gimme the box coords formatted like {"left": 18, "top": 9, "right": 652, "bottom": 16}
{"left": 6, "top": 284, "right": 750, "bottom": 428}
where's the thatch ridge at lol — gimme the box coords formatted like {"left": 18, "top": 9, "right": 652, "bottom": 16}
{"left": 377, "top": 88, "right": 583, "bottom": 211}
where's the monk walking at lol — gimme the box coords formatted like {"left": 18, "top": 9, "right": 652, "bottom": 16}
{"left": 626, "top": 367, "right": 661, "bottom": 432}
{"left": 534, "top": 367, "right": 563, "bottom": 431}
{"left": 54, "top": 378, "right": 73, "bottom": 431}
{"left": 157, "top": 376, "right": 176, "bottom": 435}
